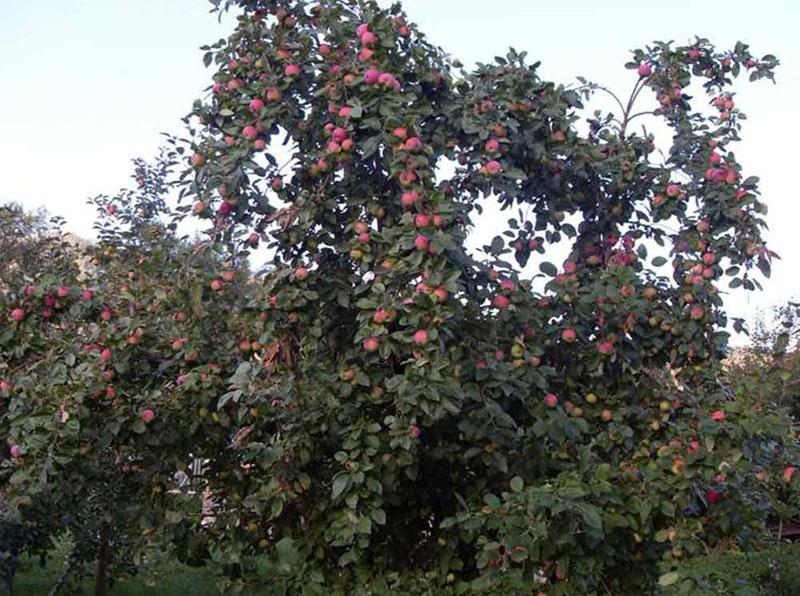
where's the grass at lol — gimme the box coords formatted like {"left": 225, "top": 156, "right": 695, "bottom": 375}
{"left": 8, "top": 556, "right": 220, "bottom": 595}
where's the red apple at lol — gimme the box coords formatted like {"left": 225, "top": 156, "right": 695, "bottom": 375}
{"left": 492, "top": 294, "right": 510, "bottom": 309}
{"left": 484, "top": 160, "right": 502, "bottom": 176}
{"left": 249, "top": 98, "right": 265, "bottom": 114}
{"left": 141, "top": 409, "right": 155, "bottom": 423}
{"left": 403, "top": 137, "right": 422, "bottom": 151}
{"left": 364, "top": 68, "right": 381, "bottom": 84}
{"left": 413, "top": 329, "right": 429, "bottom": 345}
{"left": 363, "top": 336, "right": 380, "bottom": 352}
{"left": 10, "top": 308, "right": 26, "bottom": 321}
{"left": 401, "top": 190, "right": 421, "bottom": 207}
{"left": 414, "top": 213, "right": 430, "bottom": 228}
{"left": 597, "top": 341, "right": 614, "bottom": 355}
{"left": 243, "top": 126, "right": 259, "bottom": 140}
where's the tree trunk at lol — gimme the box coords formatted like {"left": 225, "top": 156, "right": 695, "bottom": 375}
{"left": 93, "top": 522, "right": 111, "bottom": 596}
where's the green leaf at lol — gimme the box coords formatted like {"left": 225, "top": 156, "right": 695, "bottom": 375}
{"left": 490, "top": 236, "right": 505, "bottom": 254}
{"left": 658, "top": 571, "right": 680, "bottom": 587}
{"left": 539, "top": 262, "right": 558, "bottom": 277}
{"left": 361, "top": 135, "right": 382, "bottom": 158}
{"left": 332, "top": 474, "right": 351, "bottom": 500}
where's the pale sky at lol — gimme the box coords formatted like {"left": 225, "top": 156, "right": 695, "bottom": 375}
{"left": 1, "top": 0, "right": 798, "bottom": 342}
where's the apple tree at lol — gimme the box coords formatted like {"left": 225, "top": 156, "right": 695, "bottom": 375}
{"left": 0, "top": 153, "right": 269, "bottom": 594}
{"left": 175, "top": 0, "right": 798, "bottom": 593}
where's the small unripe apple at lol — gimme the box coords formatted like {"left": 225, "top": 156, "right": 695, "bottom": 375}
{"left": 265, "top": 87, "right": 282, "bottom": 102}
{"left": 585, "top": 393, "right": 598, "bottom": 404}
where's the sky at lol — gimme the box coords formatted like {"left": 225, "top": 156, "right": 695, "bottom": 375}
{"left": 1, "top": 0, "right": 798, "bottom": 342}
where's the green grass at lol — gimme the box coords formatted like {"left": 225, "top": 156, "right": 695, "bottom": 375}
{"left": 664, "top": 543, "right": 800, "bottom": 595}
{"left": 8, "top": 557, "right": 220, "bottom": 595}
